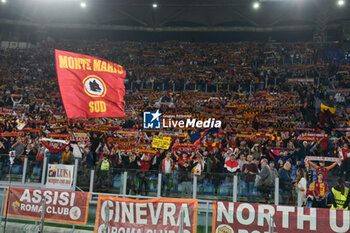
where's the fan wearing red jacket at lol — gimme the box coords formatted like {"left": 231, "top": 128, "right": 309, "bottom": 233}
{"left": 174, "top": 151, "right": 194, "bottom": 167}
{"left": 40, "top": 139, "right": 70, "bottom": 164}
{"left": 306, "top": 183, "right": 314, "bottom": 207}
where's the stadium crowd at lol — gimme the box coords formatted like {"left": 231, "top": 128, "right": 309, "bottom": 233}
{"left": 0, "top": 40, "right": 350, "bottom": 208}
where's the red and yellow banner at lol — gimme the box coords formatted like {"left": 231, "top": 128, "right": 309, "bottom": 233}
{"left": 4, "top": 187, "right": 90, "bottom": 225}
{"left": 47, "top": 133, "right": 70, "bottom": 138}
{"left": 1, "top": 132, "right": 24, "bottom": 137}
{"left": 55, "top": 49, "right": 126, "bottom": 118}
{"left": 95, "top": 196, "right": 198, "bottom": 233}
{"left": 172, "top": 143, "right": 196, "bottom": 152}
{"left": 212, "top": 201, "right": 350, "bottom": 233}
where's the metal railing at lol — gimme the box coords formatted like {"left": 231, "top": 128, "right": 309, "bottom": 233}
{"left": 0, "top": 153, "right": 342, "bottom": 232}
{"left": 0, "top": 153, "right": 329, "bottom": 207}
{"left": 1, "top": 153, "right": 339, "bottom": 208}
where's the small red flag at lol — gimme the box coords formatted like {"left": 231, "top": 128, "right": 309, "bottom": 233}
{"left": 55, "top": 49, "right": 126, "bottom": 118}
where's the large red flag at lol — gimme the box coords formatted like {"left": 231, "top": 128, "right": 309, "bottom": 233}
{"left": 55, "top": 49, "right": 126, "bottom": 118}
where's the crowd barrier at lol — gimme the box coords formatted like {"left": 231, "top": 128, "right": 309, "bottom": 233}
{"left": 0, "top": 154, "right": 340, "bottom": 208}
{"left": 0, "top": 187, "right": 348, "bottom": 233}
{"left": 0, "top": 155, "right": 343, "bottom": 203}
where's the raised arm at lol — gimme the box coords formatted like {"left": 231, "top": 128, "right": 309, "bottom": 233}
{"left": 10, "top": 140, "right": 20, "bottom": 149}
{"left": 191, "top": 152, "right": 199, "bottom": 160}
{"left": 40, "top": 140, "right": 55, "bottom": 152}
{"left": 283, "top": 150, "right": 296, "bottom": 162}
{"left": 95, "top": 143, "right": 102, "bottom": 153}
{"left": 308, "top": 160, "right": 318, "bottom": 170}
{"left": 103, "top": 144, "right": 110, "bottom": 155}
{"left": 173, "top": 151, "right": 179, "bottom": 159}
{"left": 309, "top": 141, "right": 318, "bottom": 151}
{"left": 326, "top": 162, "right": 337, "bottom": 171}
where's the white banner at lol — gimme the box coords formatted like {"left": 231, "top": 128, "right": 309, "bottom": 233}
{"left": 70, "top": 132, "right": 90, "bottom": 143}
{"left": 46, "top": 164, "right": 74, "bottom": 190}
{"left": 305, "top": 156, "right": 342, "bottom": 165}
{"left": 9, "top": 42, "right": 18, "bottom": 49}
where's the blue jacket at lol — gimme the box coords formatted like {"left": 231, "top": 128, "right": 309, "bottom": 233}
{"left": 293, "top": 141, "right": 317, "bottom": 162}
{"left": 279, "top": 168, "right": 292, "bottom": 191}
{"left": 266, "top": 149, "right": 296, "bottom": 169}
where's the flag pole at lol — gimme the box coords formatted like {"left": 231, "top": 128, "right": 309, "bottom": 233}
{"left": 3, "top": 151, "right": 15, "bottom": 232}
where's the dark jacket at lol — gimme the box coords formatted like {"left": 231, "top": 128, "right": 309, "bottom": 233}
{"left": 293, "top": 141, "right": 317, "bottom": 162}
{"left": 178, "top": 162, "right": 198, "bottom": 182}
{"left": 279, "top": 168, "right": 292, "bottom": 191}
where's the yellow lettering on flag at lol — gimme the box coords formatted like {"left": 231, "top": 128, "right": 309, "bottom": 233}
{"left": 58, "top": 56, "right": 92, "bottom": 71}
{"left": 93, "top": 59, "right": 101, "bottom": 71}
{"left": 58, "top": 55, "right": 68, "bottom": 68}
{"left": 152, "top": 135, "right": 171, "bottom": 150}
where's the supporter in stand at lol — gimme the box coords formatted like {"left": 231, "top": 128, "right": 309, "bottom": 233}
{"left": 178, "top": 161, "right": 197, "bottom": 196}
{"left": 193, "top": 152, "right": 205, "bottom": 177}
{"left": 269, "top": 160, "right": 279, "bottom": 184}
{"left": 10, "top": 136, "right": 26, "bottom": 164}
{"left": 339, "top": 143, "right": 350, "bottom": 181}
{"left": 307, "top": 160, "right": 338, "bottom": 182}
{"left": 174, "top": 151, "right": 194, "bottom": 166}
{"left": 208, "top": 155, "right": 224, "bottom": 195}
{"left": 237, "top": 154, "right": 247, "bottom": 171}
{"left": 251, "top": 144, "right": 262, "bottom": 160}
{"left": 81, "top": 146, "right": 94, "bottom": 168}
{"left": 294, "top": 140, "right": 317, "bottom": 166}
{"left": 306, "top": 183, "right": 314, "bottom": 207}
{"left": 295, "top": 168, "right": 307, "bottom": 206}
{"left": 258, "top": 159, "right": 272, "bottom": 191}
{"left": 305, "top": 162, "right": 315, "bottom": 185}
{"left": 266, "top": 150, "right": 295, "bottom": 169}
{"left": 138, "top": 152, "right": 151, "bottom": 196}
{"left": 279, "top": 162, "right": 294, "bottom": 203}
{"left": 242, "top": 155, "right": 258, "bottom": 201}
{"left": 312, "top": 172, "right": 328, "bottom": 208}
{"left": 40, "top": 139, "right": 69, "bottom": 164}
{"left": 61, "top": 146, "right": 74, "bottom": 165}
{"left": 21, "top": 143, "right": 35, "bottom": 179}
{"left": 124, "top": 151, "right": 140, "bottom": 192}
{"left": 151, "top": 149, "right": 166, "bottom": 172}
{"left": 0, "top": 39, "right": 349, "bottom": 207}
{"left": 89, "top": 133, "right": 102, "bottom": 164}
{"left": 95, "top": 143, "right": 110, "bottom": 162}
{"left": 161, "top": 151, "right": 174, "bottom": 196}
